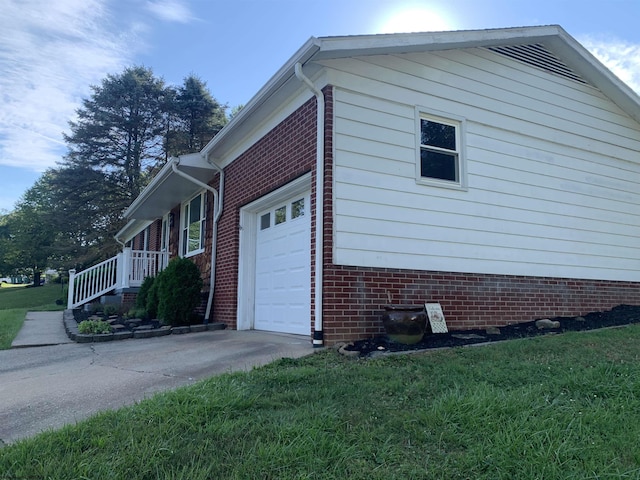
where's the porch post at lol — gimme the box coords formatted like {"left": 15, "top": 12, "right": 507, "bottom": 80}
{"left": 120, "top": 248, "right": 131, "bottom": 288}
{"left": 67, "top": 269, "right": 76, "bottom": 309}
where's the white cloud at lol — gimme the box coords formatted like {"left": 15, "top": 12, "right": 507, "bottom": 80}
{"left": 580, "top": 36, "right": 640, "bottom": 95}
{"left": 145, "top": 0, "right": 193, "bottom": 23}
{"left": 0, "top": 0, "right": 139, "bottom": 172}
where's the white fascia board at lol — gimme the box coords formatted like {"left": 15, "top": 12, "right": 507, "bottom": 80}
{"left": 547, "top": 30, "right": 640, "bottom": 124}
{"left": 123, "top": 160, "right": 175, "bottom": 219}
{"left": 201, "top": 37, "right": 322, "bottom": 160}
{"left": 123, "top": 154, "right": 215, "bottom": 221}
{"left": 312, "top": 25, "right": 565, "bottom": 59}
{"left": 116, "top": 219, "right": 153, "bottom": 244}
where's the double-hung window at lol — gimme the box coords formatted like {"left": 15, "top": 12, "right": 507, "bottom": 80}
{"left": 416, "top": 110, "right": 466, "bottom": 189}
{"left": 182, "top": 192, "right": 205, "bottom": 257}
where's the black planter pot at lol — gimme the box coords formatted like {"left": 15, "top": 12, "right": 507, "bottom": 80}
{"left": 381, "top": 305, "right": 427, "bottom": 345}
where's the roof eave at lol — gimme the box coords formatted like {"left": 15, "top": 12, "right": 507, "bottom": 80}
{"left": 312, "top": 25, "right": 566, "bottom": 59}
{"left": 547, "top": 29, "right": 640, "bottom": 124}
{"left": 122, "top": 153, "right": 216, "bottom": 222}
{"left": 201, "top": 37, "right": 322, "bottom": 160}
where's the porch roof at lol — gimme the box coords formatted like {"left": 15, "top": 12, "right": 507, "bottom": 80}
{"left": 115, "top": 153, "right": 216, "bottom": 243}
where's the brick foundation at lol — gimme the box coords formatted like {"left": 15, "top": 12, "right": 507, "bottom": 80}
{"left": 120, "top": 290, "right": 139, "bottom": 311}
{"left": 321, "top": 265, "right": 640, "bottom": 345}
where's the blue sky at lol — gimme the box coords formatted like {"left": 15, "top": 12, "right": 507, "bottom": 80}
{"left": 1, "top": 0, "right": 640, "bottom": 212}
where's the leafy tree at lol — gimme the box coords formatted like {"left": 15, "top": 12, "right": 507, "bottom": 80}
{"left": 0, "top": 212, "right": 13, "bottom": 276}
{"left": 0, "top": 194, "right": 54, "bottom": 286}
{"left": 10, "top": 67, "right": 228, "bottom": 271}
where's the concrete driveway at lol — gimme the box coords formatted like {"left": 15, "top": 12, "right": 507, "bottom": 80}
{"left": 0, "top": 316, "right": 313, "bottom": 445}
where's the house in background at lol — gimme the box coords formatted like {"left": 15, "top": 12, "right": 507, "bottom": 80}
{"left": 68, "top": 25, "right": 640, "bottom": 346}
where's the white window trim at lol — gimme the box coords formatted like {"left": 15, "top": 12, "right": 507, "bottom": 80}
{"left": 415, "top": 106, "right": 467, "bottom": 191}
{"left": 161, "top": 213, "right": 170, "bottom": 253}
{"left": 180, "top": 191, "right": 206, "bottom": 258}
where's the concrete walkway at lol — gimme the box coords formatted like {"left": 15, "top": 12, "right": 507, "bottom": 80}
{"left": 11, "top": 311, "right": 73, "bottom": 348}
{"left": 1, "top": 312, "right": 314, "bottom": 445}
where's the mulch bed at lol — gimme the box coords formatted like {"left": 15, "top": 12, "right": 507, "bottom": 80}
{"left": 72, "top": 309, "right": 163, "bottom": 332}
{"left": 342, "top": 304, "right": 640, "bottom": 357}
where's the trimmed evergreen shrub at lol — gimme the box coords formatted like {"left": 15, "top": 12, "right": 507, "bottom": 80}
{"left": 146, "top": 272, "right": 162, "bottom": 319}
{"left": 135, "top": 276, "right": 156, "bottom": 319}
{"left": 136, "top": 276, "right": 154, "bottom": 309}
{"left": 157, "top": 257, "right": 203, "bottom": 326}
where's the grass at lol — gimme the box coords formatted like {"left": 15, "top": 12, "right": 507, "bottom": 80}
{"left": 0, "top": 309, "right": 27, "bottom": 350}
{"left": 0, "top": 283, "right": 66, "bottom": 349}
{"left": 2, "top": 325, "right": 640, "bottom": 478}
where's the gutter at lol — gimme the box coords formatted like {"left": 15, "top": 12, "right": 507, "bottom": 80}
{"left": 295, "top": 62, "right": 325, "bottom": 347}
{"left": 170, "top": 157, "right": 221, "bottom": 323}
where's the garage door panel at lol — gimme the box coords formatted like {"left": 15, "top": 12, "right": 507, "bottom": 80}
{"left": 255, "top": 193, "right": 310, "bottom": 335}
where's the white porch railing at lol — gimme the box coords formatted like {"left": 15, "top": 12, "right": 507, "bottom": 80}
{"left": 67, "top": 248, "right": 169, "bottom": 309}
{"left": 129, "top": 250, "right": 169, "bottom": 287}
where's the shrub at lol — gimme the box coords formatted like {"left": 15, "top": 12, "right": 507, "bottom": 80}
{"left": 157, "top": 257, "right": 203, "bottom": 326}
{"left": 103, "top": 304, "right": 118, "bottom": 317}
{"left": 146, "top": 273, "right": 162, "bottom": 319}
{"left": 136, "top": 276, "right": 155, "bottom": 311}
{"left": 78, "top": 320, "right": 112, "bottom": 335}
{"left": 88, "top": 303, "right": 102, "bottom": 315}
{"left": 126, "top": 307, "right": 146, "bottom": 320}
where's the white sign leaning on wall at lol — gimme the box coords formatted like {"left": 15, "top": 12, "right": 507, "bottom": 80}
{"left": 425, "top": 303, "right": 448, "bottom": 333}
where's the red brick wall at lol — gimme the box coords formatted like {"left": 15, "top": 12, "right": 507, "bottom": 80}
{"left": 321, "top": 266, "right": 640, "bottom": 343}
{"left": 129, "top": 220, "right": 163, "bottom": 251}
{"left": 211, "top": 94, "right": 320, "bottom": 328}
{"left": 121, "top": 291, "right": 137, "bottom": 310}
{"left": 148, "top": 219, "right": 162, "bottom": 251}
{"left": 131, "top": 231, "right": 143, "bottom": 250}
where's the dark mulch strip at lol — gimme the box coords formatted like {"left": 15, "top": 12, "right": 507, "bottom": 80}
{"left": 345, "top": 304, "right": 640, "bottom": 357}
{"left": 72, "top": 309, "right": 161, "bottom": 333}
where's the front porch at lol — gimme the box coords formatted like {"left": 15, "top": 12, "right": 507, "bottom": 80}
{"left": 67, "top": 249, "right": 168, "bottom": 309}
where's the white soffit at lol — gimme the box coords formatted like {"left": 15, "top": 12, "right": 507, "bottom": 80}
{"left": 124, "top": 154, "right": 215, "bottom": 221}
{"left": 116, "top": 219, "right": 153, "bottom": 244}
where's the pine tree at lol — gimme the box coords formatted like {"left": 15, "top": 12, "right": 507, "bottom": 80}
{"left": 166, "top": 75, "right": 227, "bottom": 157}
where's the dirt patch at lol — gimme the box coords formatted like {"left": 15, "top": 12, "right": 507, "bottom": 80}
{"left": 343, "top": 304, "right": 640, "bottom": 357}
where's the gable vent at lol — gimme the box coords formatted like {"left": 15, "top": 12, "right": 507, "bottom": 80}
{"left": 486, "top": 44, "right": 588, "bottom": 85}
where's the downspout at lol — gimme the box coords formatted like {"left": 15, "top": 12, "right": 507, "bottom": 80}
{"left": 201, "top": 152, "right": 224, "bottom": 325}
{"left": 295, "top": 62, "right": 324, "bottom": 347}
{"left": 170, "top": 157, "right": 220, "bottom": 323}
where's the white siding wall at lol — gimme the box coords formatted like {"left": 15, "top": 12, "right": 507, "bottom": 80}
{"left": 324, "top": 47, "right": 640, "bottom": 281}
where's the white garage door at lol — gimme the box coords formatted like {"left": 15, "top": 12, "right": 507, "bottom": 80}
{"left": 254, "top": 193, "right": 310, "bottom": 335}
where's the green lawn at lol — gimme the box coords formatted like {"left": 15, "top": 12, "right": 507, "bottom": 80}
{"left": 2, "top": 325, "right": 640, "bottom": 478}
{"left": 0, "top": 283, "right": 66, "bottom": 349}
{"left": 0, "top": 308, "right": 28, "bottom": 350}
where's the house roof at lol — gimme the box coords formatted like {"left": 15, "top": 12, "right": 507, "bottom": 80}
{"left": 117, "top": 25, "right": 640, "bottom": 241}
{"left": 202, "top": 25, "right": 640, "bottom": 162}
